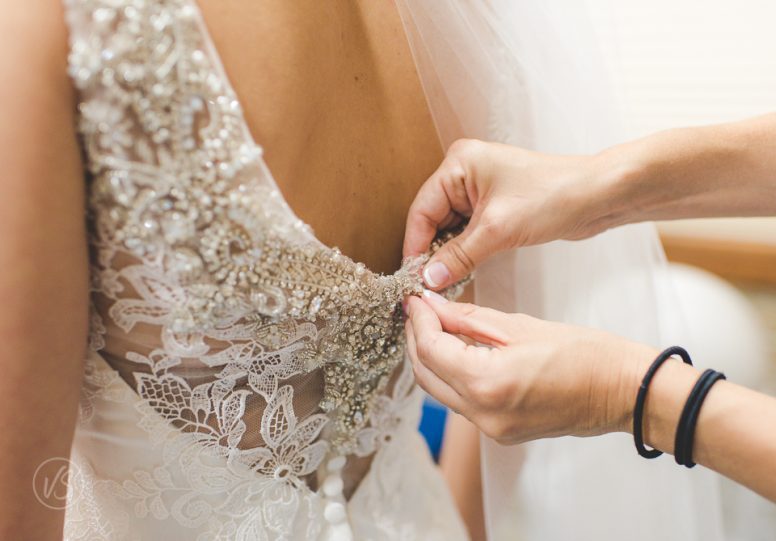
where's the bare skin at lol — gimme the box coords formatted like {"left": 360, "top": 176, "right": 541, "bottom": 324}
{"left": 0, "top": 1, "right": 473, "bottom": 538}
{"left": 406, "top": 295, "right": 776, "bottom": 503}
{"left": 199, "top": 0, "right": 444, "bottom": 274}
{"left": 404, "top": 115, "right": 776, "bottom": 287}
{"left": 0, "top": 2, "right": 88, "bottom": 539}
{"left": 440, "top": 412, "right": 486, "bottom": 541}
{"left": 403, "top": 115, "right": 776, "bottom": 503}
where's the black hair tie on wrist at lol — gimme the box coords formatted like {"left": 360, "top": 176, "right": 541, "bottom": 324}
{"left": 674, "top": 368, "right": 726, "bottom": 468}
{"left": 633, "top": 346, "right": 693, "bottom": 459}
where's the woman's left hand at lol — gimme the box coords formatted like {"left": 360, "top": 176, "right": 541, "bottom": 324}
{"left": 405, "top": 293, "right": 658, "bottom": 444}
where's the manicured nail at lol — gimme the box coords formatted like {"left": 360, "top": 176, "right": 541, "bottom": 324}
{"left": 423, "top": 262, "right": 450, "bottom": 289}
{"left": 422, "top": 289, "right": 449, "bottom": 305}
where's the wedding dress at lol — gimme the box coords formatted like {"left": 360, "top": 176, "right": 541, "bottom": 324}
{"left": 62, "top": 1, "right": 469, "bottom": 539}
{"left": 63, "top": 0, "right": 727, "bottom": 540}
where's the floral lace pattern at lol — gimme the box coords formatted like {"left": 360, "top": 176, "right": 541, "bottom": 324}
{"left": 63, "top": 0, "right": 467, "bottom": 538}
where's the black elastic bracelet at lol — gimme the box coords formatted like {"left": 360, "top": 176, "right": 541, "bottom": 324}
{"left": 674, "top": 368, "right": 726, "bottom": 468}
{"left": 633, "top": 346, "right": 693, "bottom": 459}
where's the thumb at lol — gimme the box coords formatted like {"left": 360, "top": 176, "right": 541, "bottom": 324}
{"left": 422, "top": 218, "right": 501, "bottom": 289}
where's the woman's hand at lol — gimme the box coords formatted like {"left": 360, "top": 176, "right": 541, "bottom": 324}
{"left": 404, "top": 293, "right": 658, "bottom": 444}
{"left": 403, "top": 139, "right": 611, "bottom": 290}
{"left": 404, "top": 116, "right": 776, "bottom": 291}
{"left": 406, "top": 294, "right": 776, "bottom": 502}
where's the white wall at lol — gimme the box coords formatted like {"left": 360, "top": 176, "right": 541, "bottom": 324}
{"left": 589, "top": 1, "right": 776, "bottom": 243}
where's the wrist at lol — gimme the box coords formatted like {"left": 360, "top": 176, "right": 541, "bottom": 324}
{"left": 607, "top": 341, "right": 659, "bottom": 434}
{"left": 641, "top": 358, "right": 701, "bottom": 454}
{"left": 588, "top": 142, "right": 655, "bottom": 233}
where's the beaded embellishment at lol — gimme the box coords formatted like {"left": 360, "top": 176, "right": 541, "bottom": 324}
{"left": 68, "top": 0, "right": 466, "bottom": 472}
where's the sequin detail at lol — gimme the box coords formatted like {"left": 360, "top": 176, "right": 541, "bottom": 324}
{"left": 68, "top": 0, "right": 467, "bottom": 477}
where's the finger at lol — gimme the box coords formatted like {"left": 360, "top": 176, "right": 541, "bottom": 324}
{"left": 405, "top": 321, "right": 466, "bottom": 414}
{"left": 403, "top": 158, "right": 474, "bottom": 259}
{"left": 421, "top": 292, "right": 516, "bottom": 347}
{"left": 422, "top": 213, "right": 504, "bottom": 290}
{"left": 407, "top": 297, "right": 486, "bottom": 392}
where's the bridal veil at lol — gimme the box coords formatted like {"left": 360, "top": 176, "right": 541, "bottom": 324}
{"left": 395, "top": 1, "right": 726, "bottom": 539}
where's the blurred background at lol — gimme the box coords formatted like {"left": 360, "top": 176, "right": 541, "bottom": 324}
{"left": 590, "top": 7, "right": 776, "bottom": 533}
{"left": 590, "top": 0, "right": 776, "bottom": 374}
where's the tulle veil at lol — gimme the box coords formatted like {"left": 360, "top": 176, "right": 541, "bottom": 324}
{"left": 395, "top": 1, "right": 726, "bottom": 539}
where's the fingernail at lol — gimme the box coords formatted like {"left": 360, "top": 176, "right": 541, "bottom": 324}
{"left": 402, "top": 298, "right": 409, "bottom": 317}
{"left": 422, "top": 289, "right": 449, "bottom": 304}
{"left": 423, "top": 262, "right": 450, "bottom": 289}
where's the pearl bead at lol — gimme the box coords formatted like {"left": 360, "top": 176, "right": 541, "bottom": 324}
{"left": 325, "top": 523, "right": 354, "bottom": 541}
{"left": 322, "top": 475, "right": 344, "bottom": 497}
{"left": 324, "top": 502, "right": 347, "bottom": 524}
{"left": 179, "top": 5, "right": 197, "bottom": 20}
{"left": 191, "top": 50, "right": 205, "bottom": 64}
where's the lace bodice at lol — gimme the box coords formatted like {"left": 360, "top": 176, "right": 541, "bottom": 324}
{"left": 63, "top": 0, "right": 467, "bottom": 538}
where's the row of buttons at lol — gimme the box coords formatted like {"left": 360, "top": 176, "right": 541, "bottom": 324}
{"left": 321, "top": 455, "right": 353, "bottom": 541}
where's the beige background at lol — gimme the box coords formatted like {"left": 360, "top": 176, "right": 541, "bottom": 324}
{"left": 590, "top": 0, "right": 776, "bottom": 243}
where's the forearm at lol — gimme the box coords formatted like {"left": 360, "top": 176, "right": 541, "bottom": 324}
{"left": 0, "top": 329, "right": 86, "bottom": 539}
{"left": 594, "top": 113, "right": 776, "bottom": 229}
{"left": 623, "top": 355, "right": 776, "bottom": 501}
{"left": 440, "top": 413, "right": 486, "bottom": 541}
{"left": 0, "top": 1, "right": 89, "bottom": 534}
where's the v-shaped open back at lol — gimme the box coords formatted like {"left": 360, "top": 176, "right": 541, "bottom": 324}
{"left": 192, "top": 0, "right": 445, "bottom": 276}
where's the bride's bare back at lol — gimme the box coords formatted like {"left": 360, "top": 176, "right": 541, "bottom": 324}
{"left": 199, "top": 0, "right": 443, "bottom": 274}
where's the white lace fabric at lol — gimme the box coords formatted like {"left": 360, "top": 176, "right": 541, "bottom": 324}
{"left": 62, "top": 0, "right": 469, "bottom": 539}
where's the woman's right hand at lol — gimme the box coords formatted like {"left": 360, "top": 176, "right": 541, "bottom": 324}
{"left": 403, "top": 139, "right": 613, "bottom": 289}
{"left": 404, "top": 293, "right": 659, "bottom": 443}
